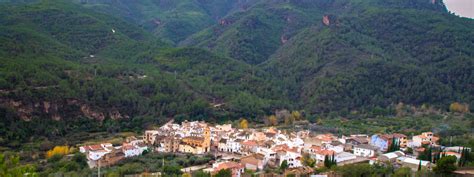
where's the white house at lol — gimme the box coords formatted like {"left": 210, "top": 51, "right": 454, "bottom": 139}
{"left": 218, "top": 138, "right": 229, "bottom": 152}
{"left": 398, "top": 157, "right": 431, "bottom": 170}
{"left": 444, "top": 146, "right": 472, "bottom": 153}
{"left": 215, "top": 124, "right": 232, "bottom": 131}
{"left": 335, "top": 152, "right": 357, "bottom": 163}
{"left": 378, "top": 151, "right": 405, "bottom": 162}
{"left": 312, "top": 149, "right": 335, "bottom": 164}
{"left": 412, "top": 132, "right": 439, "bottom": 147}
{"left": 277, "top": 151, "right": 302, "bottom": 168}
{"left": 353, "top": 144, "right": 378, "bottom": 157}
{"left": 218, "top": 138, "right": 241, "bottom": 153}
{"left": 88, "top": 149, "right": 110, "bottom": 161}
{"left": 325, "top": 142, "right": 344, "bottom": 154}
{"left": 257, "top": 147, "right": 277, "bottom": 164}
{"left": 122, "top": 144, "right": 141, "bottom": 157}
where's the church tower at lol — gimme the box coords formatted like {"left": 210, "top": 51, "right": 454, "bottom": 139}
{"left": 203, "top": 126, "right": 211, "bottom": 152}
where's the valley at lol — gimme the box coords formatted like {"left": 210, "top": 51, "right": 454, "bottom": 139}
{"left": 0, "top": 0, "right": 472, "bottom": 176}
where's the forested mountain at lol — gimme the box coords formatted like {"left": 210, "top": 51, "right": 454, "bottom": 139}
{"left": 262, "top": 0, "right": 474, "bottom": 113}
{"left": 73, "top": 0, "right": 260, "bottom": 43}
{"left": 0, "top": 0, "right": 472, "bottom": 143}
{"left": 0, "top": 0, "right": 285, "bottom": 144}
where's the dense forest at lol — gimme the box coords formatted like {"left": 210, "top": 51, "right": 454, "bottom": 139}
{"left": 0, "top": 0, "right": 472, "bottom": 147}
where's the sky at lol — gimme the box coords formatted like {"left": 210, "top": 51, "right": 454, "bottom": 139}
{"left": 444, "top": 0, "right": 474, "bottom": 18}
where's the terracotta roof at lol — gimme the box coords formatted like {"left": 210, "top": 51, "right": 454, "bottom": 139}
{"left": 265, "top": 132, "right": 276, "bottom": 137}
{"left": 380, "top": 134, "right": 393, "bottom": 141}
{"left": 241, "top": 154, "right": 265, "bottom": 165}
{"left": 442, "top": 152, "right": 461, "bottom": 156}
{"left": 352, "top": 137, "right": 369, "bottom": 144}
{"left": 418, "top": 135, "right": 428, "bottom": 139}
{"left": 415, "top": 147, "right": 426, "bottom": 152}
{"left": 241, "top": 140, "right": 258, "bottom": 146}
{"left": 182, "top": 136, "right": 205, "bottom": 141}
{"left": 392, "top": 133, "right": 407, "bottom": 138}
{"left": 316, "top": 134, "right": 334, "bottom": 142}
{"left": 310, "top": 145, "right": 322, "bottom": 151}
{"left": 82, "top": 144, "right": 103, "bottom": 151}
{"left": 215, "top": 162, "right": 244, "bottom": 172}
{"left": 122, "top": 144, "right": 136, "bottom": 151}
{"left": 316, "top": 149, "right": 335, "bottom": 156}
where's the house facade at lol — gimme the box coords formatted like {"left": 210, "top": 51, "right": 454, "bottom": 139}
{"left": 353, "top": 144, "right": 378, "bottom": 157}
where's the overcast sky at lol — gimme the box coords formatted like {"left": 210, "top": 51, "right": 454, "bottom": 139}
{"left": 444, "top": 0, "right": 474, "bottom": 18}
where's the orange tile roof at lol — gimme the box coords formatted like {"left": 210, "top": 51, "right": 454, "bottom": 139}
{"left": 443, "top": 152, "right": 460, "bottom": 156}
{"left": 216, "top": 162, "right": 244, "bottom": 171}
{"left": 419, "top": 135, "right": 428, "bottom": 139}
{"left": 122, "top": 144, "right": 136, "bottom": 151}
{"left": 311, "top": 145, "right": 322, "bottom": 151}
{"left": 83, "top": 144, "right": 104, "bottom": 151}
{"left": 415, "top": 147, "right": 425, "bottom": 152}
{"left": 241, "top": 140, "right": 258, "bottom": 146}
{"left": 316, "top": 149, "right": 335, "bottom": 156}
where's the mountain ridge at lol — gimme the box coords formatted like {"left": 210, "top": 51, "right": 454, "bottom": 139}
{"left": 0, "top": 0, "right": 472, "bottom": 145}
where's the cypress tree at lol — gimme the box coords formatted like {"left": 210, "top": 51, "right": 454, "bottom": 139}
{"left": 418, "top": 160, "right": 422, "bottom": 171}
{"left": 332, "top": 153, "right": 336, "bottom": 167}
{"left": 395, "top": 139, "right": 399, "bottom": 151}
{"left": 324, "top": 155, "right": 328, "bottom": 168}
{"left": 459, "top": 147, "right": 466, "bottom": 167}
{"left": 427, "top": 147, "right": 432, "bottom": 162}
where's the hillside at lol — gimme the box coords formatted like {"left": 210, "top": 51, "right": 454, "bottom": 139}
{"left": 0, "top": 0, "right": 286, "bottom": 146}
{"left": 74, "top": 0, "right": 260, "bottom": 44}
{"left": 181, "top": 0, "right": 450, "bottom": 65}
{"left": 0, "top": 0, "right": 473, "bottom": 146}
{"left": 181, "top": 0, "right": 473, "bottom": 113}
{"left": 263, "top": 1, "right": 474, "bottom": 114}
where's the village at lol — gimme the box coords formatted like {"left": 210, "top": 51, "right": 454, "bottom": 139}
{"left": 79, "top": 120, "right": 472, "bottom": 176}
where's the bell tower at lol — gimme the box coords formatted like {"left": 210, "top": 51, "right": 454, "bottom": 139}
{"left": 203, "top": 126, "right": 211, "bottom": 152}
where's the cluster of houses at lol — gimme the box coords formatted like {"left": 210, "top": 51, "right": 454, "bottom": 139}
{"left": 79, "top": 120, "right": 471, "bottom": 176}
{"left": 79, "top": 137, "right": 148, "bottom": 168}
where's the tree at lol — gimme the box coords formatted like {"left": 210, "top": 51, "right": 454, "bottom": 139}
{"left": 459, "top": 147, "right": 469, "bottom": 167}
{"left": 301, "top": 153, "right": 316, "bottom": 167}
{"left": 240, "top": 119, "right": 248, "bottom": 129}
{"left": 418, "top": 160, "right": 422, "bottom": 171}
{"left": 427, "top": 147, "right": 432, "bottom": 163}
{"left": 0, "top": 153, "right": 36, "bottom": 176}
{"left": 182, "top": 173, "right": 191, "bottom": 177}
{"left": 433, "top": 156, "right": 457, "bottom": 175}
{"left": 393, "top": 167, "right": 411, "bottom": 177}
{"left": 333, "top": 164, "right": 378, "bottom": 177}
{"left": 280, "top": 160, "right": 289, "bottom": 171}
{"left": 72, "top": 153, "right": 88, "bottom": 169}
{"left": 215, "top": 169, "right": 232, "bottom": 177}
{"left": 267, "top": 115, "right": 278, "bottom": 126}
{"left": 291, "top": 111, "right": 302, "bottom": 121}
{"left": 193, "top": 170, "right": 211, "bottom": 177}
{"left": 163, "top": 165, "right": 182, "bottom": 175}
{"left": 46, "top": 146, "right": 70, "bottom": 158}
{"left": 324, "top": 154, "right": 336, "bottom": 168}
{"left": 449, "top": 102, "right": 469, "bottom": 113}
{"left": 388, "top": 139, "right": 399, "bottom": 152}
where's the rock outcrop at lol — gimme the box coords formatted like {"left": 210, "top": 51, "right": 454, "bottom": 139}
{"left": 0, "top": 98, "right": 126, "bottom": 121}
